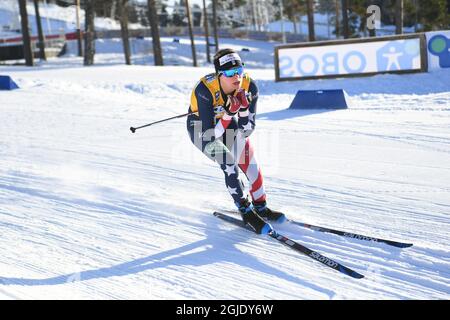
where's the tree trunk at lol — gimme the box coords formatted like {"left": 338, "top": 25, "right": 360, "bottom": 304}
{"left": 341, "top": 0, "right": 349, "bottom": 38}
{"left": 84, "top": 0, "right": 95, "bottom": 66}
{"left": 395, "top": 0, "right": 403, "bottom": 34}
{"left": 110, "top": 0, "right": 116, "bottom": 19}
{"left": 202, "top": 0, "right": 211, "bottom": 63}
{"left": 306, "top": 0, "right": 315, "bottom": 41}
{"left": 335, "top": 0, "right": 340, "bottom": 38}
{"left": 75, "top": 0, "right": 83, "bottom": 56}
{"left": 147, "top": 0, "right": 163, "bottom": 65}
{"left": 18, "top": 0, "right": 34, "bottom": 66}
{"left": 368, "top": 13, "right": 376, "bottom": 36}
{"left": 293, "top": 17, "right": 298, "bottom": 34}
{"left": 33, "top": 0, "right": 46, "bottom": 61}
{"left": 185, "top": 0, "right": 197, "bottom": 67}
{"left": 118, "top": 0, "right": 131, "bottom": 65}
{"left": 212, "top": 0, "right": 219, "bottom": 53}
{"left": 256, "top": 0, "right": 262, "bottom": 31}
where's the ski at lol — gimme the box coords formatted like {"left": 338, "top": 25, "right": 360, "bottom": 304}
{"left": 214, "top": 211, "right": 364, "bottom": 279}
{"left": 287, "top": 219, "right": 413, "bottom": 248}
{"left": 220, "top": 209, "right": 413, "bottom": 248}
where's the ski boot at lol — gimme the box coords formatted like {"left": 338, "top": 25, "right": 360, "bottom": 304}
{"left": 236, "top": 198, "right": 272, "bottom": 235}
{"left": 252, "top": 200, "right": 286, "bottom": 223}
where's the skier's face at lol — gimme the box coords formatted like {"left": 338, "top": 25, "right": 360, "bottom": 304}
{"left": 219, "top": 70, "right": 242, "bottom": 94}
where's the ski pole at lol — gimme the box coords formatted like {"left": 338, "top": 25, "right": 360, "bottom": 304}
{"left": 130, "top": 111, "right": 195, "bottom": 133}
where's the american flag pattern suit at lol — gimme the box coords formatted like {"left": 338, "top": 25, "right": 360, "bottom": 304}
{"left": 186, "top": 72, "right": 266, "bottom": 204}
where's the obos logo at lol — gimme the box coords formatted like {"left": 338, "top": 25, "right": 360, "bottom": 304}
{"left": 279, "top": 38, "right": 421, "bottom": 78}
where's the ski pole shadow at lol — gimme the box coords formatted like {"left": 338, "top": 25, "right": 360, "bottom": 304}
{"left": 0, "top": 211, "right": 335, "bottom": 298}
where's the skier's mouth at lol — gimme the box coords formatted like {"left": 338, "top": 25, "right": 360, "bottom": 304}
{"left": 233, "top": 81, "right": 240, "bottom": 86}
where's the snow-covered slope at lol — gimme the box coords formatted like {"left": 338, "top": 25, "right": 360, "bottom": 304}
{"left": 1, "top": 36, "right": 449, "bottom": 299}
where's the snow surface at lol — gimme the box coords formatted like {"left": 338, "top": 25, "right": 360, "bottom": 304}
{"left": 0, "top": 35, "right": 450, "bottom": 299}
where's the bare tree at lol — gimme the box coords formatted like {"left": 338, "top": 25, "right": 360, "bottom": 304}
{"left": 18, "top": 0, "right": 34, "bottom": 66}
{"left": 341, "top": 0, "right": 349, "bottom": 38}
{"left": 212, "top": 0, "right": 219, "bottom": 53}
{"left": 75, "top": 0, "right": 83, "bottom": 56}
{"left": 33, "top": 0, "right": 46, "bottom": 61}
{"left": 202, "top": 0, "right": 211, "bottom": 63}
{"left": 335, "top": 0, "right": 340, "bottom": 38}
{"left": 147, "top": 0, "right": 163, "bottom": 65}
{"left": 118, "top": 0, "right": 131, "bottom": 65}
{"left": 395, "top": 0, "right": 403, "bottom": 34}
{"left": 250, "top": 0, "right": 258, "bottom": 31}
{"left": 306, "top": 0, "right": 315, "bottom": 41}
{"left": 84, "top": 0, "right": 95, "bottom": 66}
{"left": 185, "top": 0, "right": 197, "bottom": 67}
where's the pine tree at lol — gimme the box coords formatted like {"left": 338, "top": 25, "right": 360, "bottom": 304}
{"left": 283, "top": 0, "right": 306, "bottom": 35}
{"left": 416, "top": 0, "right": 449, "bottom": 31}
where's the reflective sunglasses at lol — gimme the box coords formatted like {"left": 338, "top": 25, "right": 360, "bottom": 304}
{"left": 220, "top": 66, "right": 244, "bottom": 77}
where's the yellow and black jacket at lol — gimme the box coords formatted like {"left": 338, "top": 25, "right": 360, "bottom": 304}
{"left": 187, "top": 72, "right": 259, "bottom": 140}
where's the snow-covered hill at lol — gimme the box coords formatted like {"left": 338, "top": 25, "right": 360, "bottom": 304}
{"left": 1, "top": 33, "right": 449, "bottom": 299}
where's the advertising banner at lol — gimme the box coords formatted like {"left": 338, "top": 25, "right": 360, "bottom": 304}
{"left": 275, "top": 34, "right": 427, "bottom": 81}
{"left": 426, "top": 30, "right": 450, "bottom": 71}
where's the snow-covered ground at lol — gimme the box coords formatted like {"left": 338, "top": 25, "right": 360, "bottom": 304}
{"left": 0, "top": 35, "right": 450, "bottom": 299}
{"left": 62, "top": 36, "right": 276, "bottom": 69}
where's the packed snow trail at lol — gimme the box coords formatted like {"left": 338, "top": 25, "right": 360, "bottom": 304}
{"left": 1, "top": 43, "right": 449, "bottom": 299}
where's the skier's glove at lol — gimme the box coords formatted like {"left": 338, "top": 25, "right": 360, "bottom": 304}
{"left": 236, "top": 89, "right": 251, "bottom": 111}
{"left": 224, "top": 95, "right": 241, "bottom": 116}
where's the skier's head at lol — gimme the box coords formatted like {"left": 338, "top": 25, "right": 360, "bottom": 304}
{"left": 213, "top": 48, "right": 244, "bottom": 75}
{"left": 214, "top": 49, "right": 245, "bottom": 94}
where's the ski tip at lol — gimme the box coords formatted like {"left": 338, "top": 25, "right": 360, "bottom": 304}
{"left": 338, "top": 266, "right": 365, "bottom": 279}
{"left": 348, "top": 270, "right": 365, "bottom": 279}
{"left": 394, "top": 243, "right": 413, "bottom": 248}
{"left": 385, "top": 240, "right": 413, "bottom": 248}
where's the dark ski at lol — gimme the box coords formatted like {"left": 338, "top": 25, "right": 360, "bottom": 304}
{"left": 221, "top": 209, "right": 412, "bottom": 248}
{"left": 287, "top": 219, "right": 413, "bottom": 248}
{"left": 214, "top": 211, "right": 364, "bottom": 279}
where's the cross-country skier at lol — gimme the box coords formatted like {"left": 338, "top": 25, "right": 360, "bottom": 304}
{"left": 186, "top": 48, "right": 286, "bottom": 234}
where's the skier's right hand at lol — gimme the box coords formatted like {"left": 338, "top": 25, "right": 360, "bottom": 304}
{"left": 236, "top": 89, "right": 251, "bottom": 111}
{"left": 224, "top": 95, "right": 241, "bottom": 116}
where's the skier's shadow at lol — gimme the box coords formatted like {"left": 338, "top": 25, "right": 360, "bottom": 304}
{"left": 0, "top": 212, "right": 334, "bottom": 297}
